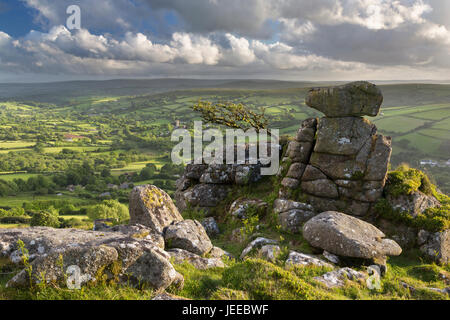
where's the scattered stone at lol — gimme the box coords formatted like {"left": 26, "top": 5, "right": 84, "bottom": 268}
{"left": 168, "top": 248, "right": 225, "bottom": 270}
{"left": 323, "top": 251, "right": 340, "bottom": 264}
{"left": 303, "top": 211, "right": 402, "bottom": 260}
{"left": 164, "top": 220, "right": 213, "bottom": 256}
{"left": 240, "top": 237, "right": 278, "bottom": 259}
{"left": 314, "top": 268, "right": 367, "bottom": 288}
{"left": 229, "top": 199, "right": 267, "bottom": 220}
{"left": 305, "top": 81, "right": 383, "bottom": 117}
{"left": 259, "top": 245, "right": 281, "bottom": 262}
{"left": 201, "top": 217, "right": 220, "bottom": 237}
{"left": 129, "top": 185, "right": 183, "bottom": 233}
{"left": 152, "top": 293, "right": 189, "bottom": 300}
{"left": 285, "top": 251, "right": 333, "bottom": 268}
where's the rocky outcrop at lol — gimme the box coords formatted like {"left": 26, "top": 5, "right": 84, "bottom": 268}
{"left": 1, "top": 185, "right": 227, "bottom": 289}
{"left": 303, "top": 211, "right": 402, "bottom": 261}
{"left": 129, "top": 185, "right": 183, "bottom": 233}
{"left": 278, "top": 81, "right": 391, "bottom": 217}
{"left": 1, "top": 226, "right": 178, "bottom": 290}
{"left": 164, "top": 220, "right": 213, "bottom": 256}
{"left": 174, "top": 145, "right": 272, "bottom": 213}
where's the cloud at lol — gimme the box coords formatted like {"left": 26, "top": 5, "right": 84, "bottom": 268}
{"left": 0, "top": 0, "right": 448, "bottom": 80}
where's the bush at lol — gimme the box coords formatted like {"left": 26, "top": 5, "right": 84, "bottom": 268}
{"left": 385, "top": 165, "right": 435, "bottom": 197}
{"left": 87, "top": 200, "right": 129, "bottom": 223}
{"left": 0, "top": 207, "right": 26, "bottom": 218}
{"left": 30, "top": 207, "right": 60, "bottom": 228}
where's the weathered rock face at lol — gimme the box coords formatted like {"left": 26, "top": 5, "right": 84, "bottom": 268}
{"left": 129, "top": 185, "right": 183, "bottom": 233}
{"left": 0, "top": 226, "right": 179, "bottom": 290}
{"left": 164, "top": 220, "right": 213, "bottom": 256}
{"left": 305, "top": 81, "right": 383, "bottom": 117}
{"left": 174, "top": 144, "right": 276, "bottom": 214}
{"left": 279, "top": 81, "right": 391, "bottom": 217}
{"left": 387, "top": 191, "right": 441, "bottom": 218}
{"left": 273, "top": 199, "right": 316, "bottom": 233}
{"left": 418, "top": 229, "right": 449, "bottom": 265}
{"left": 201, "top": 217, "right": 220, "bottom": 237}
{"left": 303, "top": 211, "right": 402, "bottom": 260}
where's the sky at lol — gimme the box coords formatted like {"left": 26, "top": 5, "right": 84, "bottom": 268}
{"left": 0, "top": 0, "right": 449, "bottom": 82}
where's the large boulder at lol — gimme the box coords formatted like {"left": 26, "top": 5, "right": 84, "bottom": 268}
{"left": 7, "top": 245, "right": 118, "bottom": 288}
{"left": 303, "top": 211, "right": 402, "bottom": 260}
{"left": 129, "top": 185, "right": 183, "bottom": 233}
{"left": 1, "top": 227, "right": 181, "bottom": 290}
{"left": 305, "top": 81, "right": 383, "bottom": 117}
{"left": 164, "top": 220, "right": 213, "bottom": 255}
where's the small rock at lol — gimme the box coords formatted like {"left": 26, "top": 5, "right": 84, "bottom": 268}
{"left": 240, "top": 237, "right": 278, "bottom": 259}
{"left": 259, "top": 245, "right": 281, "bottom": 262}
{"left": 285, "top": 251, "right": 333, "bottom": 268}
{"left": 323, "top": 251, "right": 340, "bottom": 264}
{"left": 229, "top": 199, "right": 267, "bottom": 220}
{"left": 168, "top": 248, "right": 225, "bottom": 270}
{"left": 201, "top": 217, "right": 220, "bottom": 237}
{"left": 314, "top": 268, "right": 367, "bottom": 288}
{"left": 164, "top": 220, "right": 213, "bottom": 256}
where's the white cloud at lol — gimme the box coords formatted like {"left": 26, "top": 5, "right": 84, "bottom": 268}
{"left": 0, "top": 0, "right": 448, "bottom": 80}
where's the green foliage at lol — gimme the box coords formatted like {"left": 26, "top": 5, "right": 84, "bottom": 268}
{"left": 30, "top": 207, "right": 60, "bottom": 228}
{"left": 192, "top": 100, "right": 269, "bottom": 133}
{"left": 221, "top": 259, "right": 332, "bottom": 300}
{"left": 0, "top": 207, "right": 26, "bottom": 218}
{"left": 385, "top": 164, "right": 435, "bottom": 197}
{"left": 86, "top": 200, "right": 129, "bottom": 223}
{"left": 375, "top": 198, "right": 450, "bottom": 232}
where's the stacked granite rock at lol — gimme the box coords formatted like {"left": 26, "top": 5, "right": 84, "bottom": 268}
{"left": 175, "top": 146, "right": 267, "bottom": 213}
{"left": 280, "top": 81, "right": 392, "bottom": 217}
